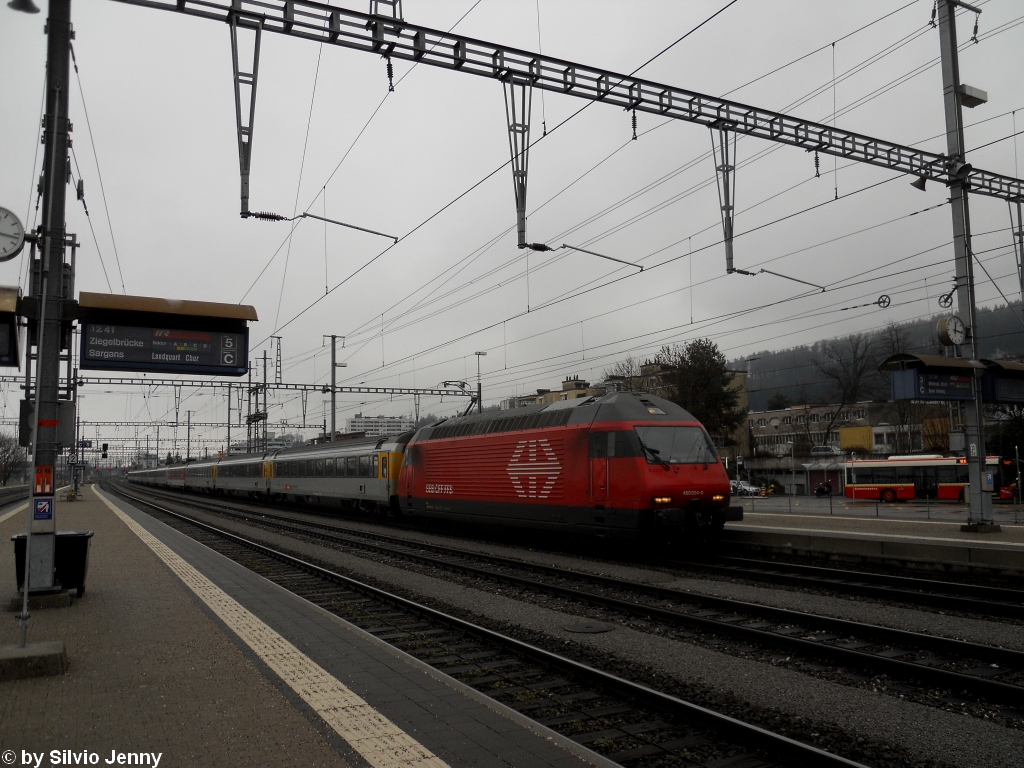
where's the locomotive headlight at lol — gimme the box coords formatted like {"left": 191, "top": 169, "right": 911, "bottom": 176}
{"left": 712, "top": 494, "right": 725, "bottom": 501}
{"left": 652, "top": 496, "right": 672, "bottom": 504}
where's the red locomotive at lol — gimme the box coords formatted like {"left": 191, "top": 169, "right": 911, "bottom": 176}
{"left": 398, "top": 391, "right": 741, "bottom": 537}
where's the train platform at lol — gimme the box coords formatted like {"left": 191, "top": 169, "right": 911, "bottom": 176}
{"left": 0, "top": 486, "right": 613, "bottom": 768}
{"left": 723, "top": 506, "right": 1024, "bottom": 573}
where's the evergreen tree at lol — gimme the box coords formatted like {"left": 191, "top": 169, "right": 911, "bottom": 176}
{"left": 663, "top": 339, "right": 747, "bottom": 444}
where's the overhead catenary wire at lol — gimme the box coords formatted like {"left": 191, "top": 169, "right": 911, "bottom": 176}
{"left": 70, "top": 43, "right": 126, "bottom": 294}
{"left": 68, "top": 147, "right": 115, "bottom": 293}
{"left": 275, "top": 38, "right": 325, "bottom": 331}
{"left": 335, "top": 13, "right": 1006, "bottom": 353}
{"left": 238, "top": 0, "right": 486, "bottom": 305}
{"left": 241, "top": 3, "right": 1024, "bottom": 417}
{"left": 248, "top": 0, "right": 743, "bottom": 347}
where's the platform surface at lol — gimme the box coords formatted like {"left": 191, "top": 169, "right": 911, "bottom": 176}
{"left": 723, "top": 507, "right": 1024, "bottom": 570}
{"left": 0, "top": 486, "right": 610, "bottom": 768}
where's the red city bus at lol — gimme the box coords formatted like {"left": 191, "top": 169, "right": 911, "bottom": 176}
{"left": 844, "top": 455, "right": 1001, "bottom": 502}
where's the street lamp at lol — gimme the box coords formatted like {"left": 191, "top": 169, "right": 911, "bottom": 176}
{"left": 474, "top": 352, "right": 487, "bottom": 413}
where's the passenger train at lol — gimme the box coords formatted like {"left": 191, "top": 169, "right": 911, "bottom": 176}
{"left": 128, "top": 391, "right": 742, "bottom": 538}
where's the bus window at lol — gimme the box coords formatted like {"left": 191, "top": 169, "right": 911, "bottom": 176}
{"left": 873, "top": 468, "right": 895, "bottom": 484}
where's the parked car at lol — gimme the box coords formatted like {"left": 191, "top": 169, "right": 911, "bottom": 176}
{"left": 810, "top": 445, "right": 843, "bottom": 457}
{"left": 731, "top": 480, "right": 759, "bottom": 496}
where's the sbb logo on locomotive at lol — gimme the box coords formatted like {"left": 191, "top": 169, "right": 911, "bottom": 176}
{"left": 507, "top": 439, "right": 562, "bottom": 499}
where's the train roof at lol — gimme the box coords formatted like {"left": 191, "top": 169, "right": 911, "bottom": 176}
{"left": 415, "top": 392, "right": 696, "bottom": 441}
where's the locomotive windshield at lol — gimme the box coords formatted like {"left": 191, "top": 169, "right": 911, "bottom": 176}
{"left": 634, "top": 426, "right": 717, "bottom": 464}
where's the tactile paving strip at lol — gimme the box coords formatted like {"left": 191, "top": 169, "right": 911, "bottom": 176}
{"left": 98, "top": 490, "right": 450, "bottom": 768}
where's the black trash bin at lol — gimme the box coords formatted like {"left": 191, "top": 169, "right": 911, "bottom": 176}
{"left": 12, "top": 531, "right": 94, "bottom": 597}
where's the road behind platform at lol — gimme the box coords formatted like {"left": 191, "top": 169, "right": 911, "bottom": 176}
{"left": 0, "top": 486, "right": 350, "bottom": 767}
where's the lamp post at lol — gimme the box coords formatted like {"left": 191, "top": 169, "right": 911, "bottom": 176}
{"left": 788, "top": 440, "right": 795, "bottom": 513}
{"left": 474, "top": 352, "right": 487, "bottom": 413}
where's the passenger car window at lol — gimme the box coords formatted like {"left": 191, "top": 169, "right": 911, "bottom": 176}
{"left": 347, "top": 457, "right": 358, "bottom": 476}
{"left": 359, "top": 455, "right": 370, "bottom": 477}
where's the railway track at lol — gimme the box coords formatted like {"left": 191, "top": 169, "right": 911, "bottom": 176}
{"left": 662, "top": 555, "right": 1024, "bottom": 620}
{"left": 107, "top": 484, "right": 867, "bottom": 768}
{"left": 114, "top": 484, "right": 1024, "bottom": 711}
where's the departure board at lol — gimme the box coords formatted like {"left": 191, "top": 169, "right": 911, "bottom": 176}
{"left": 81, "top": 323, "right": 248, "bottom": 375}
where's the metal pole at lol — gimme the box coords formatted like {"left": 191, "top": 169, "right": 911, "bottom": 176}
{"left": 186, "top": 410, "right": 191, "bottom": 460}
{"left": 19, "top": 0, "right": 74, "bottom": 645}
{"left": 226, "top": 383, "right": 231, "bottom": 455}
{"left": 18, "top": 274, "right": 49, "bottom": 647}
{"left": 1016, "top": 444, "right": 1021, "bottom": 523}
{"left": 938, "top": 0, "right": 992, "bottom": 526}
{"left": 331, "top": 336, "right": 336, "bottom": 442}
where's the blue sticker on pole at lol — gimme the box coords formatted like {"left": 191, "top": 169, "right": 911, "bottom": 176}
{"left": 34, "top": 497, "right": 53, "bottom": 520}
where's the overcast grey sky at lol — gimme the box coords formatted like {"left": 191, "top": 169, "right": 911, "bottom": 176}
{"left": 1, "top": 0, "right": 1022, "bottom": 454}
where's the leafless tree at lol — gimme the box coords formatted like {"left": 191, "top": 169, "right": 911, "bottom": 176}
{"left": 604, "top": 355, "right": 644, "bottom": 391}
{"left": 0, "top": 432, "right": 27, "bottom": 486}
{"left": 814, "top": 333, "right": 878, "bottom": 448}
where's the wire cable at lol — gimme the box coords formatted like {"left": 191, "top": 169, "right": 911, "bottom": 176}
{"left": 70, "top": 43, "right": 126, "bottom": 294}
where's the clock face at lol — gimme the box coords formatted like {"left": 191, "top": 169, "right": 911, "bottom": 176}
{"left": 0, "top": 207, "right": 25, "bottom": 262}
{"left": 948, "top": 315, "right": 965, "bottom": 345}
{"left": 939, "top": 315, "right": 966, "bottom": 346}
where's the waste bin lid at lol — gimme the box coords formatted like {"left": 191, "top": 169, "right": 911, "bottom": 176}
{"left": 56, "top": 531, "right": 95, "bottom": 537}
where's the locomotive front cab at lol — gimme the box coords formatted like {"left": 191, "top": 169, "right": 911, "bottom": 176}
{"left": 586, "top": 393, "right": 740, "bottom": 535}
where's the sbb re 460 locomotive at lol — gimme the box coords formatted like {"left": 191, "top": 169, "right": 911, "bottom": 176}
{"left": 399, "top": 391, "right": 741, "bottom": 536}
{"left": 128, "top": 392, "right": 741, "bottom": 539}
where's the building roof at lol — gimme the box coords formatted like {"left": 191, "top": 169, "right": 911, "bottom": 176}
{"left": 878, "top": 353, "right": 985, "bottom": 371}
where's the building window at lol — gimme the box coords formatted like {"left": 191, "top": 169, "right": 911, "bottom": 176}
{"left": 823, "top": 412, "right": 833, "bottom": 421}
{"left": 796, "top": 415, "right": 805, "bottom": 424}
{"left": 855, "top": 409, "right": 866, "bottom": 419}
{"left": 810, "top": 414, "right": 820, "bottom": 423}
{"left": 783, "top": 416, "right": 792, "bottom": 424}
{"left": 757, "top": 418, "right": 767, "bottom": 427}
{"left": 749, "top": 420, "right": 755, "bottom": 428}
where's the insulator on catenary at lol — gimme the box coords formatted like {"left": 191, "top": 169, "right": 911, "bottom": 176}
{"left": 250, "top": 211, "right": 286, "bottom": 221}
{"left": 631, "top": 109, "right": 637, "bottom": 141}
{"left": 971, "top": 13, "right": 979, "bottom": 43}
{"left": 387, "top": 57, "right": 394, "bottom": 92}
{"left": 929, "top": 1, "right": 937, "bottom": 27}
{"left": 814, "top": 150, "right": 820, "bottom": 178}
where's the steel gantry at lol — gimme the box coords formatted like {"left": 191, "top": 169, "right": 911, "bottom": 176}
{"left": 112, "top": 0, "right": 1023, "bottom": 225}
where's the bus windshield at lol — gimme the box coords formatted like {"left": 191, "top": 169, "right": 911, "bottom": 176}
{"left": 633, "top": 426, "right": 717, "bottom": 464}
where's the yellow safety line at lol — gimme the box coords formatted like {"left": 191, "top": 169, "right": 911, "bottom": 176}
{"left": 96, "top": 489, "right": 449, "bottom": 768}
{"left": 0, "top": 503, "right": 28, "bottom": 525}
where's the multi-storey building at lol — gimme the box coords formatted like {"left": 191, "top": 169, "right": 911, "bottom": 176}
{"left": 345, "top": 413, "right": 415, "bottom": 436}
